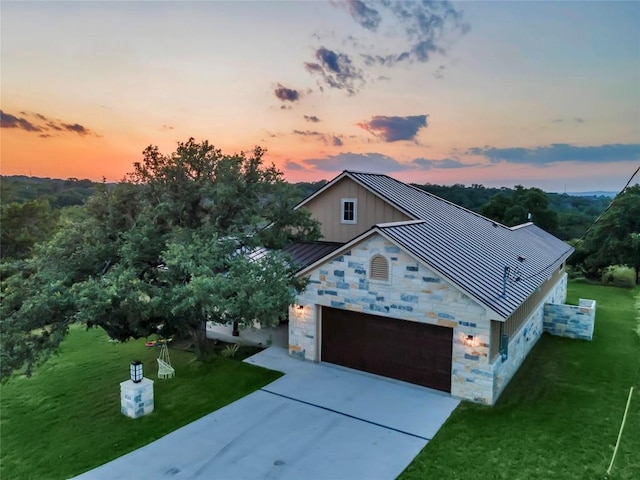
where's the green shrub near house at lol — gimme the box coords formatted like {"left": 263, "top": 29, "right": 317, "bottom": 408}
{"left": 601, "top": 265, "right": 637, "bottom": 288}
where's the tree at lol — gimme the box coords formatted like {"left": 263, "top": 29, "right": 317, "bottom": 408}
{"left": 480, "top": 186, "right": 559, "bottom": 234}
{"left": 571, "top": 184, "right": 640, "bottom": 284}
{"left": 0, "top": 199, "right": 58, "bottom": 259}
{"left": 1, "top": 139, "right": 320, "bottom": 379}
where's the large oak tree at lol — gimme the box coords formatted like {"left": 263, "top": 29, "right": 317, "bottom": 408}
{"left": 1, "top": 139, "right": 320, "bottom": 379}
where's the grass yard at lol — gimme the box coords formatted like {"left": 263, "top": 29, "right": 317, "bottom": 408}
{"left": 0, "top": 327, "right": 282, "bottom": 480}
{"left": 400, "top": 282, "right": 640, "bottom": 480}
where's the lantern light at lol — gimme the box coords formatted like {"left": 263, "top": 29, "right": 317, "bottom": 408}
{"left": 130, "top": 360, "right": 143, "bottom": 383}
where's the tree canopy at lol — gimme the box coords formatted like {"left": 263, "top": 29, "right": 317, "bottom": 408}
{"left": 480, "top": 185, "right": 559, "bottom": 234}
{"left": 1, "top": 139, "right": 320, "bottom": 379}
{"left": 569, "top": 184, "right": 640, "bottom": 284}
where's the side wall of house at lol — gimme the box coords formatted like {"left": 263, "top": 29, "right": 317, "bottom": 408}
{"left": 288, "top": 233, "right": 498, "bottom": 403}
{"left": 302, "top": 177, "right": 411, "bottom": 243}
{"left": 491, "top": 273, "right": 568, "bottom": 403}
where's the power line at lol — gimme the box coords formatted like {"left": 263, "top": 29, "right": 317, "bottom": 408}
{"left": 514, "top": 162, "right": 640, "bottom": 284}
{"left": 577, "top": 163, "right": 640, "bottom": 244}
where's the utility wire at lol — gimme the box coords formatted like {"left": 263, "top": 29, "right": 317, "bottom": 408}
{"left": 576, "top": 163, "right": 640, "bottom": 244}
{"left": 513, "top": 162, "right": 640, "bottom": 284}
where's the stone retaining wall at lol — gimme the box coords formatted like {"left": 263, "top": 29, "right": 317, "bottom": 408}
{"left": 543, "top": 298, "right": 596, "bottom": 340}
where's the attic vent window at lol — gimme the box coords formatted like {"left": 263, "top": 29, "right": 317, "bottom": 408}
{"left": 370, "top": 254, "right": 389, "bottom": 281}
{"left": 341, "top": 198, "right": 357, "bottom": 224}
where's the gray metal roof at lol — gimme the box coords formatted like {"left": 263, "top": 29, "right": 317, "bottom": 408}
{"left": 347, "top": 171, "right": 493, "bottom": 223}
{"left": 377, "top": 221, "right": 572, "bottom": 319}
{"left": 248, "top": 241, "right": 343, "bottom": 270}
{"left": 283, "top": 241, "right": 344, "bottom": 270}
{"left": 297, "top": 171, "right": 574, "bottom": 319}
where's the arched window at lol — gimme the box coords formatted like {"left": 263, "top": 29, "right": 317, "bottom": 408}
{"left": 370, "top": 254, "right": 389, "bottom": 281}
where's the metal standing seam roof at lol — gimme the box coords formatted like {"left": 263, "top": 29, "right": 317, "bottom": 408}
{"left": 247, "top": 241, "right": 344, "bottom": 270}
{"left": 297, "top": 171, "right": 574, "bottom": 320}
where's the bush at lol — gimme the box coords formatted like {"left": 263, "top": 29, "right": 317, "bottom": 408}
{"left": 635, "top": 292, "right": 640, "bottom": 340}
{"left": 600, "top": 265, "right": 636, "bottom": 288}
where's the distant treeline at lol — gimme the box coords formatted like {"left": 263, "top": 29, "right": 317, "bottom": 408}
{"left": 2, "top": 175, "right": 612, "bottom": 242}
{"left": 1, "top": 176, "right": 99, "bottom": 208}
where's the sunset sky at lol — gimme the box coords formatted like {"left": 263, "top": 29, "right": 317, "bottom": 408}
{"left": 1, "top": 0, "right": 639, "bottom": 192}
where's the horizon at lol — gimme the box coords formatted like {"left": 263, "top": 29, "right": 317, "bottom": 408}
{"left": 1, "top": 1, "right": 639, "bottom": 192}
{"left": 2, "top": 172, "right": 628, "bottom": 197}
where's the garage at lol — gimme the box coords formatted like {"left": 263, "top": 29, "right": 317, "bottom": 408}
{"left": 321, "top": 307, "right": 453, "bottom": 392}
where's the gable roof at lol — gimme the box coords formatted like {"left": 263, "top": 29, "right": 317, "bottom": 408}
{"left": 295, "top": 171, "right": 574, "bottom": 320}
{"left": 296, "top": 170, "right": 494, "bottom": 226}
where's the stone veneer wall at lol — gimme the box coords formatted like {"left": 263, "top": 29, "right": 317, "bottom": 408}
{"left": 289, "top": 233, "right": 499, "bottom": 404}
{"left": 543, "top": 299, "right": 596, "bottom": 340}
{"left": 491, "top": 273, "right": 568, "bottom": 403}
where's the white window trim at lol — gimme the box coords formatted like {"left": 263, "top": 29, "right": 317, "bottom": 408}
{"left": 340, "top": 198, "right": 357, "bottom": 224}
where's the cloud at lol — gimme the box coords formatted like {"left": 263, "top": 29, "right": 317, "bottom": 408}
{"left": 337, "top": 0, "right": 469, "bottom": 66}
{"left": 293, "top": 129, "right": 344, "bottom": 147}
{"left": 0, "top": 110, "right": 42, "bottom": 132}
{"left": 304, "top": 115, "right": 321, "bottom": 123}
{"left": 301, "top": 151, "right": 478, "bottom": 173}
{"left": 340, "top": 0, "right": 381, "bottom": 31}
{"left": 303, "top": 152, "right": 407, "bottom": 173}
{"left": 358, "top": 114, "right": 428, "bottom": 142}
{"left": 62, "top": 123, "right": 91, "bottom": 136}
{"left": 468, "top": 143, "right": 640, "bottom": 165}
{"left": 284, "top": 160, "right": 307, "bottom": 171}
{"left": 433, "top": 65, "right": 446, "bottom": 80}
{"left": 274, "top": 84, "right": 300, "bottom": 102}
{"left": 305, "top": 47, "right": 364, "bottom": 95}
{"left": 412, "top": 157, "right": 478, "bottom": 169}
{"left": 1, "top": 110, "right": 98, "bottom": 137}
{"left": 551, "top": 117, "right": 586, "bottom": 124}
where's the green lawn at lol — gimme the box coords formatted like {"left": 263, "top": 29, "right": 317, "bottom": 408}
{"left": 0, "top": 327, "right": 282, "bottom": 480}
{"left": 2, "top": 284, "right": 638, "bottom": 480}
{"left": 400, "top": 282, "right": 640, "bottom": 480}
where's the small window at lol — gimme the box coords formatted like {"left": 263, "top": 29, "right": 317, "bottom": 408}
{"left": 370, "top": 254, "right": 389, "bottom": 281}
{"left": 341, "top": 198, "right": 357, "bottom": 224}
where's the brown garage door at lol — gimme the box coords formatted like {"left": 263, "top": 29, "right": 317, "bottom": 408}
{"left": 321, "top": 307, "right": 453, "bottom": 392}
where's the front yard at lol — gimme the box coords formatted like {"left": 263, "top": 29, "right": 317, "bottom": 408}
{"left": 0, "top": 328, "right": 282, "bottom": 480}
{"left": 400, "top": 282, "right": 639, "bottom": 480}
{"left": 1, "top": 282, "right": 637, "bottom": 480}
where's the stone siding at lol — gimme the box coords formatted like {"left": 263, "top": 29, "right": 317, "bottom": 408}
{"left": 289, "top": 234, "right": 571, "bottom": 406}
{"left": 289, "top": 233, "right": 493, "bottom": 403}
{"left": 543, "top": 298, "right": 596, "bottom": 340}
{"left": 492, "top": 273, "right": 568, "bottom": 403}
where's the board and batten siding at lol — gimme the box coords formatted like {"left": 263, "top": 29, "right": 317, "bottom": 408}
{"left": 302, "top": 177, "right": 411, "bottom": 243}
{"left": 489, "top": 264, "right": 566, "bottom": 360}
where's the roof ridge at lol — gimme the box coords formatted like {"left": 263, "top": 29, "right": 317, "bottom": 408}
{"left": 349, "top": 171, "right": 512, "bottom": 229}
{"left": 376, "top": 219, "right": 425, "bottom": 228}
{"left": 509, "top": 222, "right": 534, "bottom": 230}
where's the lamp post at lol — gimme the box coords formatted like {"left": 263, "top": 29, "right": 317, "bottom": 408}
{"left": 130, "top": 360, "right": 143, "bottom": 383}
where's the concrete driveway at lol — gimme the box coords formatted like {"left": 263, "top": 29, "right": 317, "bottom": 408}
{"left": 75, "top": 348, "right": 459, "bottom": 480}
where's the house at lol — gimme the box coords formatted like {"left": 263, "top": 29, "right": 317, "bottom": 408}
{"left": 286, "top": 171, "right": 574, "bottom": 405}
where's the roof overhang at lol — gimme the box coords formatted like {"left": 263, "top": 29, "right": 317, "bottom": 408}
{"left": 295, "top": 221, "right": 506, "bottom": 321}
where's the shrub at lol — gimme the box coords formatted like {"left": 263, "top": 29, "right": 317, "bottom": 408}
{"left": 635, "top": 292, "right": 640, "bottom": 340}
{"left": 220, "top": 343, "right": 240, "bottom": 358}
{"left": 601, "top": 265, "right": 636, "bottom": 288}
